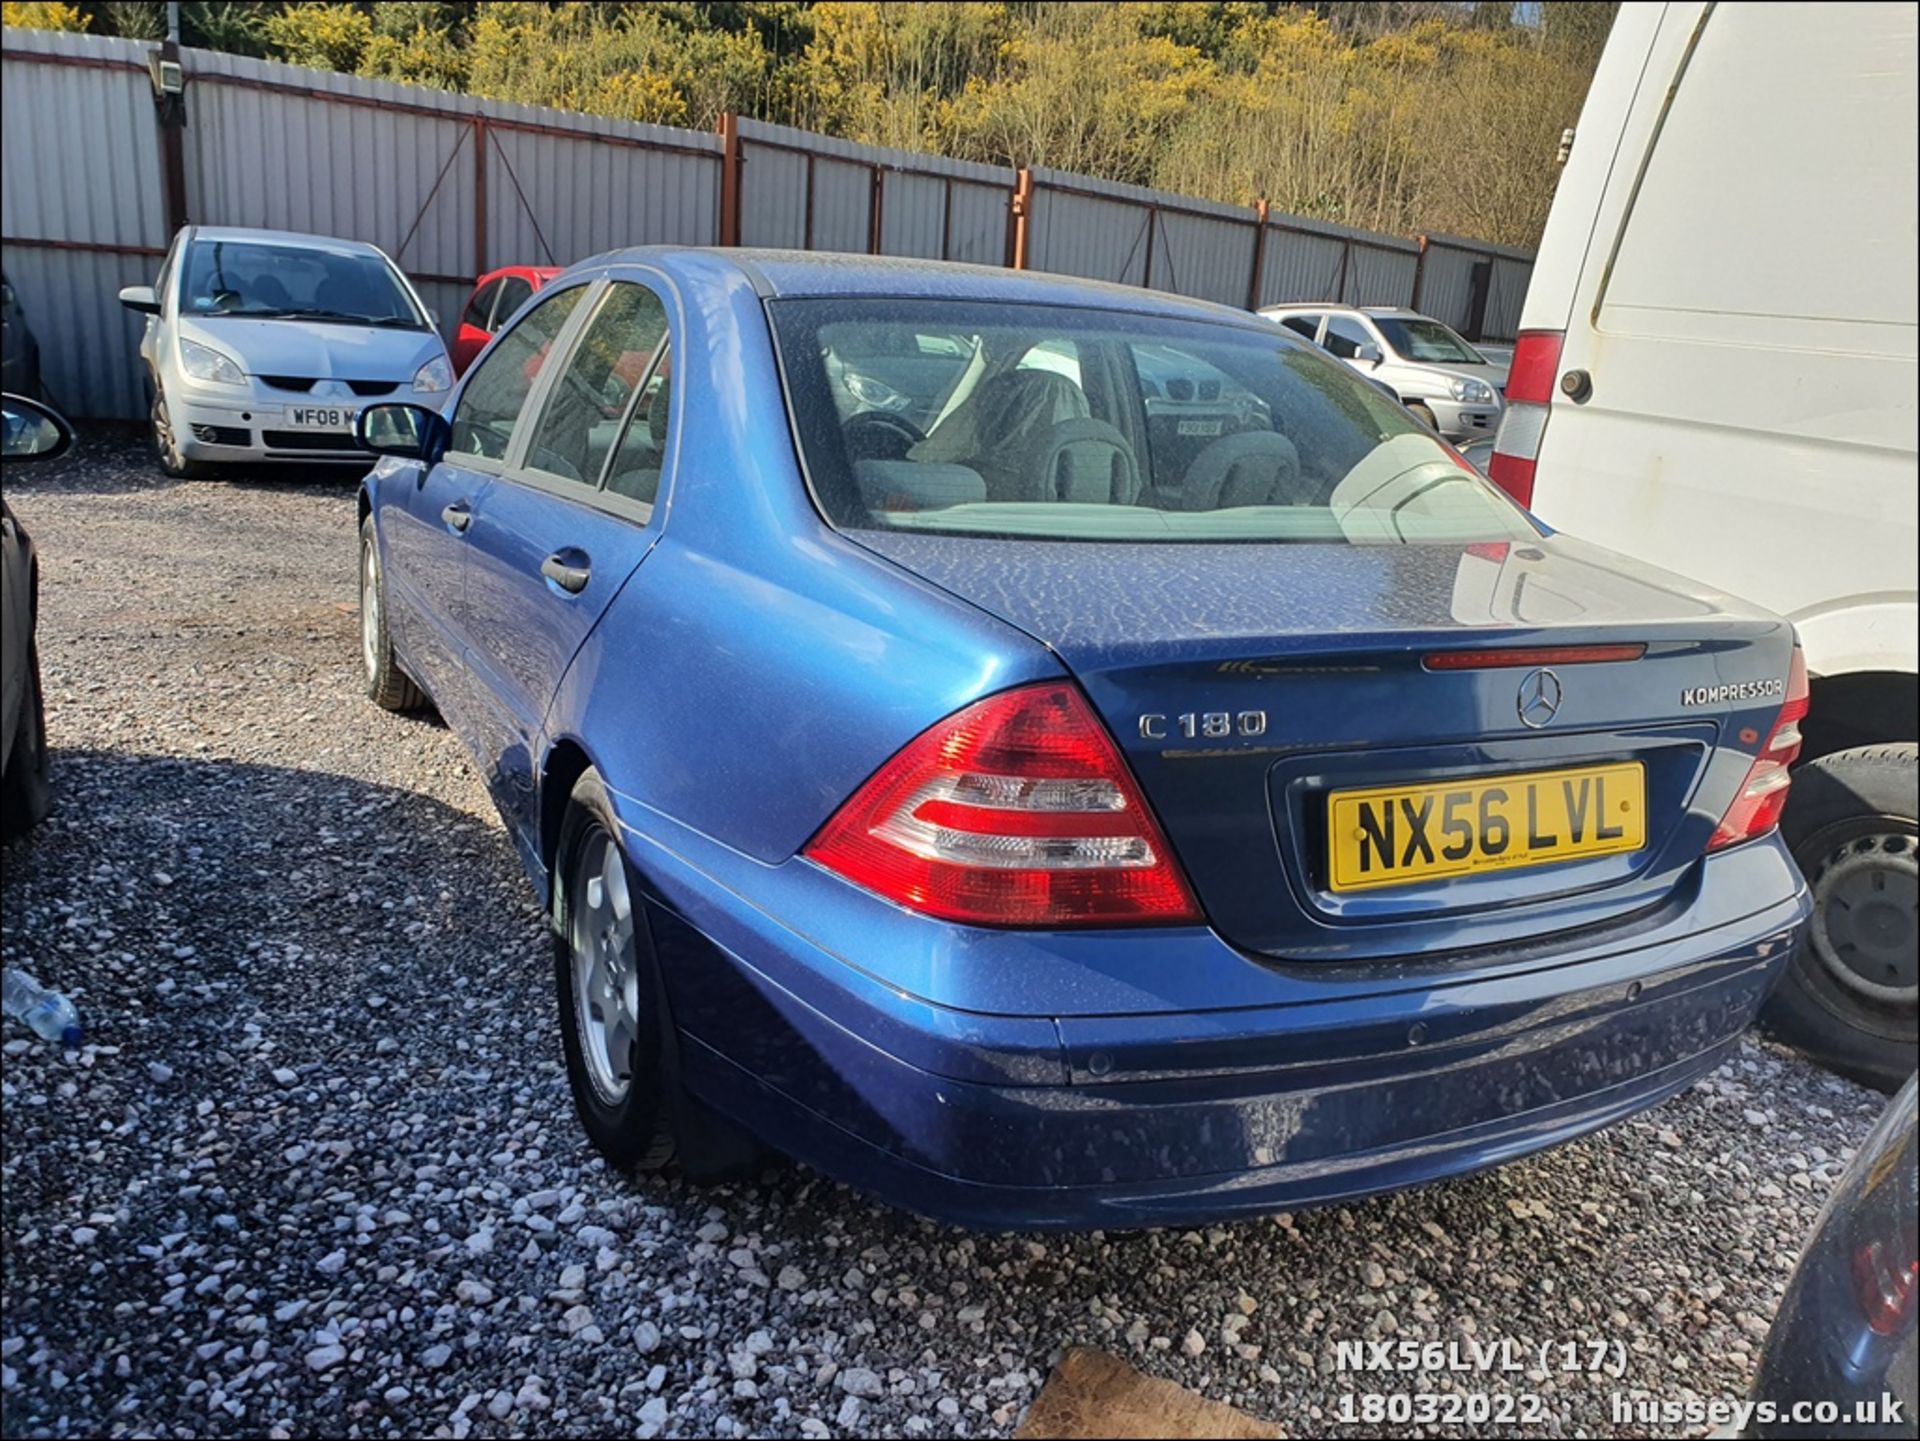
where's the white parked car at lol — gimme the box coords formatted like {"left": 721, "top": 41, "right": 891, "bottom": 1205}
{"left": 1492, "top": 2, "right": 1917, "bottom": 1090}
{"left": 119, "top": 227, "right": 451, "bottom": 477}
{"left": 1258, "top": 304, "right": 1508, "bottom": 441}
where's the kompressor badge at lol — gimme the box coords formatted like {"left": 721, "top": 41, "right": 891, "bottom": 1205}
{"left": 1681, "top": 678, "right": 1786, "bottom": 707}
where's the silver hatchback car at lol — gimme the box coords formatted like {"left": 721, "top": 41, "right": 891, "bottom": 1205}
{"left": 119, "top": 227, "right": 451, "bottom": 477}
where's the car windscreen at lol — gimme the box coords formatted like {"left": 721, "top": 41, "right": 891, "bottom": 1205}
{"left": 181, "top": 240, "right": 425, "bottom": 328}
{"left": 771, "top": 298, "right": 1534, "bottom": 545}
{"left": 1372, "top": 316, "right": 1487, "bottom": 366}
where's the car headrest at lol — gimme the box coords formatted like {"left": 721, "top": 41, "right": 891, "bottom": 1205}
{"left": 1179, "top": 430, "right": 1303, "bottom": 510}
{"left": 853, "top": 460, "right": 987, "bottom": 513}
{"left": 1027, "top": 418, "right": 1141, "bottom": 505}
{"left": 648, "top": 380, "right": 671, "bottom": 449}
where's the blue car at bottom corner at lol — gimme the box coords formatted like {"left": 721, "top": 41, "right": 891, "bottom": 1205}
{"left": 352, "top": 247, "right": 1812, "bottom": 1231}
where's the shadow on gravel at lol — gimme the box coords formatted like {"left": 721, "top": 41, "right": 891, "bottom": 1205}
{"left": 3, "top": 745, "right": 530, "bottom": 1034}
{"left": 4, "top": 423, "right": 369, "bottom": 499}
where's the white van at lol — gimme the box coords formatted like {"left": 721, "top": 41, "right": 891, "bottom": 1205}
{"left": 1490, "top": 2, "right": 1917, "bottom": 1089}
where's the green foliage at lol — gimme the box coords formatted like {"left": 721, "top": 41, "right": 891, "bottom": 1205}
{"left": 4, "top": 1, "right": 89, "bottom": 30}
{"left": 261, "top": 1, "right": 372, "bottom": 70}
{"left": 95, "top": 1, "right": 164, "bottom": 39}
{"left": 40, "top": 0, "right": 1620, "bottom": 248}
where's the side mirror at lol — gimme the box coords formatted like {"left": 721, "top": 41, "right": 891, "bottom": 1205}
{"left": 1355, "top": 342, "right": 1383, "bottom": 366}
{"left": 1, "top": 393, "right": 77, "bottom": 463}
{"left": 356, "top": 402, "right": 447, "bottom": 462}
{"left": 118, "top": 285, "right": 161, "bottom": 316}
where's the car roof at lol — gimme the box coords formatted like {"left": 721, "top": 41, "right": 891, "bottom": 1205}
{"left": 479, "top": 264, "right": 564, "bottom": 284}
{"left": 185, "top": 226, "right": 391, "bottom": 259}
{"left": 1260, "top": 302, "right": 1422, "bottom": 319}
{"left": 577, "top": 247, "right": 1272, "bottom": 329}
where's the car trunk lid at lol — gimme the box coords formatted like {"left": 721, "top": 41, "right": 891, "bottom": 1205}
{"left": 853, "top": 529, "right": 1796, "bottom": 960}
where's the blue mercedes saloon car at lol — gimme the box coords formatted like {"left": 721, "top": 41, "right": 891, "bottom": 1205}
{"left": 353, "top": 248, "right": 1812, "bottom": 1230}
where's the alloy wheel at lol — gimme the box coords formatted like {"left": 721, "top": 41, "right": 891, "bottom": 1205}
{"left": 152, "top": 392, "right": 182, "bottom": 470}
{"left": 568, "top": 824, "right": 641, "bottom": 1106}
{"left": 359, "top": 536, "right": 381, "bottom": 680}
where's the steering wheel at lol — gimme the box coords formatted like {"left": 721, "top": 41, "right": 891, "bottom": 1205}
{"left": 843, "top": 411, "right": 925, "bottom": 463}
{"left": 1180, "top": 431, "right": 1305, "bottom": 510}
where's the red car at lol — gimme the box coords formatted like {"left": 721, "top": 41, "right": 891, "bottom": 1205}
{"left": 451, "top": 265, "right": 562, "bottom": 376}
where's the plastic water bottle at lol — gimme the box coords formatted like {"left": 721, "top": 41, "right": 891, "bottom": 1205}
{"left": 2, "top": 967, "right": 83, "bottom": 1047}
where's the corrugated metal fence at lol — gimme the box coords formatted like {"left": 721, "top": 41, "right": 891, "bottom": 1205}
{"left": 1, "top": 26, "right": 1534, "bottom": 420}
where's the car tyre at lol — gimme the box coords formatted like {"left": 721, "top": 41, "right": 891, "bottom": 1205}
{"left": 358, "top": 517, "right": 426, "bottom": 712}
{"left": 1762, "top": 744, "right": 1918, "bottom": 1093}
{"left": 150, "top": 384, "right": 213, "bottom": 480}
{"left": 0, "top": 645, "right": 51, "bottom": 838}
{"left": 553, "top": 768, "right": 677, "bottom": 1172}
{"left": 1404, "top": 400, "right": 1439, "bottom": 430}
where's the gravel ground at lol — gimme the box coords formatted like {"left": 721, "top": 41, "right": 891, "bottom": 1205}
{"left": 0, "top": 430, "right": 1890, "bottom": 1440}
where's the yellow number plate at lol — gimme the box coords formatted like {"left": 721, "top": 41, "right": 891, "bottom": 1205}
{"left": 1327, "top": 761, "right": 1646, "bottom": 893}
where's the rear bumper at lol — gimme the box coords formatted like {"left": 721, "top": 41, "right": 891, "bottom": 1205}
{"left": 625, "top": 797, "right": 1808, "bottom": 1230}
{"left": 684, "top": 1026, "right": 1752, "bottom": 1231}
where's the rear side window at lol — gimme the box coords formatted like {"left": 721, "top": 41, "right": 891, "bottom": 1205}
{"left": 772, "top": 298, "right": 1532, "bottom": 545}
{"left": 522, "top": 281, "right": 667, "bottom": 489}
{"left": 447, "top": 284, "right": 586, "bottom": 464}
{"left": 1276, "top": 314, "right": 1320, "bottom": 341}
{"left": 492, "top": 275, "right": 534, "bottom": 332}
{"left": 603, "top": 344, "right": 673, "bottom": 512}
{"left": 462, "top": 278, "right": 501, "bottom": 329}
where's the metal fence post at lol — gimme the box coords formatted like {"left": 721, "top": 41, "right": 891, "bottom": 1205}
{"left": 472, "top": 114, "right": 488, "bottom": 276}
{"left": 1411, "top": 233, "right": 1431, "bottom": 311}
{"left": 156, "top": 40, "right": 190, "bottom": 234}
{"left": 1007, "top": 168, "right": 1033, "bottom": 270}
{"left": 1246, "top": 199, "right": 1270, "bottom": 311}
{"left": 717, "top": 112, "right": 742, "bottom": 247}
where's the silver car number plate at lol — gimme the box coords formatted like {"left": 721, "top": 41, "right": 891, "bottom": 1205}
{"left": 285, "top": 406, "right": 355, "bottom": 429}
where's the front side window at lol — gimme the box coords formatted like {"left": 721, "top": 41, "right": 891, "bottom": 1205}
{"left": 447, "top": 284, "right": 587, "bottom": 463}
{"left": 773, "top": 298, "right": 1532, "bottom": 545}
{"left": 522, "top": 282, "right": 668, "bottom": 488}
{"left": 1372, "top": 316, "right": 1487, "bottom": 365}
{"left": 492, "top": 275, "right": 534, "bottom": 332}
{"left": 462, "top": 279, "right": 501, "bottom": 329}
{"left": 180, "top": 240, "right": 424, "bottom": 327}
{"left": 1320, "top": 314, "right": 1377, "bottom": 361}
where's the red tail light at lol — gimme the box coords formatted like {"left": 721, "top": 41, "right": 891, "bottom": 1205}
{"left": 1853, "top": 1239, "right": 1920, "bottom": 1337}
{"left": 805, "top": 682, "right": 1202, "bottom": 927}
{"left": 1708, "top": 645, "right": 1810, "bottom": 851}
{"left": 1487, "top": 329, "right": 1564, "bottom": 507}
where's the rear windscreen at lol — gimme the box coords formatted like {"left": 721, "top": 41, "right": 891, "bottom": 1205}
{"left": 770, "top": 298, "right": 1534, "bottom": 544}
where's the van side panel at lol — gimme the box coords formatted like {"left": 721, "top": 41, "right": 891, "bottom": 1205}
{"left": 1515, "top": 2, "right": 1672, "bottom": 334}
{"left": 1526, "top": 4, "right": 1920, "bottom": 679}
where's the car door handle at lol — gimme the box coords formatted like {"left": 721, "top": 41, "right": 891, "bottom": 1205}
{"left": 541, "top": 553, "right": 591, "bottom": 594}
{"left": 441, "top": 501, "right": 472, "bottom": 533}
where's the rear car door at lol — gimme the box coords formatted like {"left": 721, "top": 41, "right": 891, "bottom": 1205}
{"left": 460, "top": 276, "right": 674, "bottom": 855}
{"left": 382, "top": 281, "right": 588, "bottom": 724}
